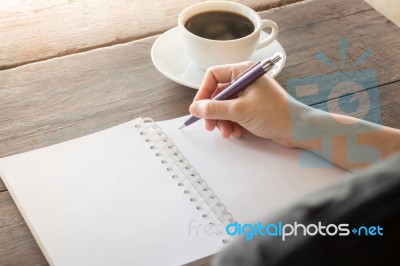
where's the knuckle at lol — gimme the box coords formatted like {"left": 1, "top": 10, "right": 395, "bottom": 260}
{"left": 206, "top": 66, "right": 217, "bottom": 73}
{"left": 204, "top": 68, "right": 213, "bottom": 78}
{"left": 242, "top": 60, "right": 255, "bottom": 66}
{"left": 206, "top": 66, "right": 221, "bottom": 77}
{"left": 203, "top": 101, "right": 216, "bottom": 117}
{"left": 231, "top": 61, "right": 255, "bottom": 79}
{"left": 241, "top": 61, "right": 255, "bottom": 70}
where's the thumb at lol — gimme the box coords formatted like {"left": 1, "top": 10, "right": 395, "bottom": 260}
{"left": 189, "top": 100, "right": 234, "bottom": 121}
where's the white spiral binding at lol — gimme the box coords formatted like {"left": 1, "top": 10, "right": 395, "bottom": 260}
{"left": 135, "top": 118, "right": 235, "bottom": 243}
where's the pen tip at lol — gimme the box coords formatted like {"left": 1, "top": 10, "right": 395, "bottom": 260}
{"left": 179, "top": 125, "right": 186, "bottom": 130}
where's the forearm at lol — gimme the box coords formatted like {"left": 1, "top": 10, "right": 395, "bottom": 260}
{"left": 289, "top": 105, "right": 400, "bottom": 170}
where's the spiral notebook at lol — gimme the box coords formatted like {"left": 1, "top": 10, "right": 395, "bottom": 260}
{"left": 0, "top": 116, "right": 346, "bottom": 266}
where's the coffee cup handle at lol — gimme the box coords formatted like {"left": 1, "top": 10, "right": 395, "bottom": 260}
{"left": 256, "top": 20, "right": 279, "bottom": 50}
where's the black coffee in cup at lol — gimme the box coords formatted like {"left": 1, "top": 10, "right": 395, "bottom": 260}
{"left": 185, "top": 11, "right": 255, "bottom": 41}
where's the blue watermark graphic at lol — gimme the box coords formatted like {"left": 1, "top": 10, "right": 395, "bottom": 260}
{"left": 225, "top": 221, "right": 384, "bottom": 241}
{"left": 286, "top": 39, "right": 382, "bottom": 168}
{"left": 187, "top": 219, "right": 384, "bottom": 242}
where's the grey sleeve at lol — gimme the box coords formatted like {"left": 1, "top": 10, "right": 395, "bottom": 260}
{"left": 213, "top": 153, "right": 400, "bottom": 266}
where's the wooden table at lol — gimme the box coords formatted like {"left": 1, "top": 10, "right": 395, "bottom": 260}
{"left": 0, "top": 0, "right": 399, "bottom": 264}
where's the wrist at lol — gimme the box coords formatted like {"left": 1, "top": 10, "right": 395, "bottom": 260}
{"left": 286, "top": 101, "right": 323, "bottom": 150}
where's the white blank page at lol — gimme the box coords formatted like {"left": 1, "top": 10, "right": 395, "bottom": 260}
{"left": 0, "top": 116, "right": 347, "bottom": 266}
{"left": 0, "top": 119, "right": 222, "bottom": 266}
{"left": 159, "top": 116, "right": 347, "bottom": 223}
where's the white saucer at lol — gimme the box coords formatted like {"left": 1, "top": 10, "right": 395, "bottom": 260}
{"left": 151, "top": 27, "right": 286, "bottom": 89}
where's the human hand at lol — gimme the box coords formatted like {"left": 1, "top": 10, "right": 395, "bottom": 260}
{"left": 189, "top": 61, "right": 310, "bottom": 148}
{"left": 189, "top": 62, "right": 400, "bottom": 170}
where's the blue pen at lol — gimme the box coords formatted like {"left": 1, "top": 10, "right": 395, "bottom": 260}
{"left": 179, "top": 53, "right": 282, "bottom": 129}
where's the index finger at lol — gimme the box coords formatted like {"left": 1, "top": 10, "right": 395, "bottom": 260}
{"left": 193, "top": 61, "right": 254, "bottom": 102}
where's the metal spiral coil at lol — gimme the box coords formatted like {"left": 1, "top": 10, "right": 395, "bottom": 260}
{"left": 135, "top": 118, "right": 235, "bottom": 243}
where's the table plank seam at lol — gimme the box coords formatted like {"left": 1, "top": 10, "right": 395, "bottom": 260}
{"left": 281, "top": 6, "right": 374, "bottom": 33}
{"left": 0, "top": 32, "right": 166, "bottom": 72}
{"left": 309, "top": 79, "right": 400, "bottom": 107}
{"left": 0, "top": 0, "right": 308, "bottom": 72}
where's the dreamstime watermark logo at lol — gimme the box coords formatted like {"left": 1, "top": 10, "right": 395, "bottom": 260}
{"left": 286, "top": 39, "right": 382, "bottom": 167}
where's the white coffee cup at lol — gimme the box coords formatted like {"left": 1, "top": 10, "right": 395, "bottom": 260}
{"left": 178, "top": 1, "right": 279, "bottom": 70}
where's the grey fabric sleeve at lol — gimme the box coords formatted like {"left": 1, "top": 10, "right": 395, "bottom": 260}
{"left": 213, "top": 153, "right": 400, "bottom": 266}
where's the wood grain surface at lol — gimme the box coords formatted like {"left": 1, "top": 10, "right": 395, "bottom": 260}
{"left": 0, "top": 0, "right": 399, "bottom": 265}
{"left": 0, "top": 192, "right": 48, "bottom": 266}
{"left": 0, "top": 0, "right": 303, "bottom": 70}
